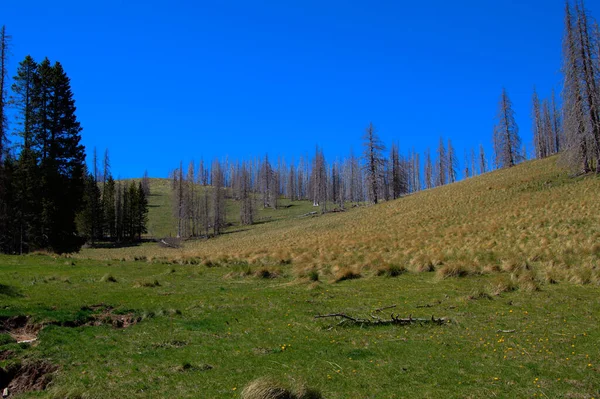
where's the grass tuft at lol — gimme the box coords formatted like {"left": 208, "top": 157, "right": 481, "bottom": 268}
{"left": 241, "top": 378, "right": 322, "bottom": 399}
{"left": 100, "top": 274, "right": 117, "bottom": 283}
{"left": 334, "top": 267, "right": 361, "bottom": 282}
{"left": 134, "top": 279, "right": 160, "bottom": 288}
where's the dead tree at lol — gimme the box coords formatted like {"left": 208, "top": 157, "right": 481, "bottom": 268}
{"left": 361, "top": 122, "right": 385, "bottom": 204}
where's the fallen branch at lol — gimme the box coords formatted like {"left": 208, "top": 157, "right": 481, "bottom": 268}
{"left": 299, "top": 211, "right": 318, "bottom": 218}
{"left": 374, "top": 304, "right": 397, "bottom": 313}
{"left": 496, "top": 329, "right": 516, "bottom": 334}
{"left": 314, "top": 312, "right": 447, "bottom": 326}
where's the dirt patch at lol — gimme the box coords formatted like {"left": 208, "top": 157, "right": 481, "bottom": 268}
{"left": 73, "top": 305, "right": 142, "bottom": 329}
{"left": 0, "top": 361, "right": 57, "bottom": 396}
{"left": 0, "top": 316, "right": 41, "bottom": 344}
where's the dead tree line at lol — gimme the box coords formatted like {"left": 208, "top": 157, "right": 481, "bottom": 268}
{"left": 169, "top": 124, "right": 500, "bottom": 238}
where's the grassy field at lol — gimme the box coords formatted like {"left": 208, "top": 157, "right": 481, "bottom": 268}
{"left": 1, "top": 156, "right": 600, "bottom": 398}
{"left": 0, "top": 256, "right": 599, "bottom": 398}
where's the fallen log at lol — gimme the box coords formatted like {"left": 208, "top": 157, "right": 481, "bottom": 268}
{"left": 298, "top": 211, "right": 318, "bottom": 218}
{"left": 314, "top": 312, "right": 447, "bottom": 326}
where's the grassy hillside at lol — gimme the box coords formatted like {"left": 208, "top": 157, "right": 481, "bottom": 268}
{"left": 141, "top": 178, "right": 319, "bottom": 239}
{"left": 86, "top": 156, "right": 600, "bottom": 286}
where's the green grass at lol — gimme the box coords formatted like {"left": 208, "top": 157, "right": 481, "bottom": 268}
{"left": 140, "top": 177, "right": 320, "bottom": 239}
{"left": 0, "top": 255, "right": 599, "bottom": 398}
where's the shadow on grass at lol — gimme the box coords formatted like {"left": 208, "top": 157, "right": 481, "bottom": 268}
{"left": 0, "top": 284, "right": 24, "bottom": 298}
{"left": 88, "top": 240, "right": 150, "bottom": 249}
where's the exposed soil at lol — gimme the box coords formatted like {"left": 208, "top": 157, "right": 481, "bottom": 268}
{"left": 0, "top": 361, "right": 57, "bottom": 396}
{"left": 75, "top": 304, "right": 142, "bottom": 329}
{"left": 1, "top": 306, "right": 141, "bottom": 347}
{"left": 0, "top": 316, "right": 41, "bottom": 344}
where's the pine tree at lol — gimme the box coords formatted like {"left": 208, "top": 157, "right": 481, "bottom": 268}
{"left": 134, "top": 182, "right": 148, "bottom": 240}
{"left": 77, "top": 171, "right": 102, "bottom": 244}
{"left": 103, "top": 176, "right": 116, "bottom": 239}
{"left": 0, "top": 26, "right": 10, "bottom": 161}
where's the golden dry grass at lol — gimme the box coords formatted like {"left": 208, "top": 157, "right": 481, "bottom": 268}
{"left": 79, "top": 156, "right": 600, "bottom": 285}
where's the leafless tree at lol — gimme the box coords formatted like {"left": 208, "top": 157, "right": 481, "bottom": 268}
{"left": 447, "top": 139, "right": 458, "bottom": 183}
{"left": 532, "top": 87, "right": 548, "bottom": 159}
{"left": 551, "top": 89, "right": 563, "bottom": 153}
{"left": 361, "top": 122, "right": 385, "bottom": 204}
{"left": 211, "top": 159, "right": 226, "bottom": 236}
{"left": 478, "top": 144, "right": 487, "bottom": 174}
{"left": 239, "top": 162, "right": 254, "bottom": 225}
{"left": 424, "top": 148, "right": 433, "bottom": 189}
{"left": 310, "top": 146, "right": 327, "bottom": 212}
{"left": 493, "top": 88, "right": 522, "bottom": 168}
{"left": 435, "top": 137, "right": 447, "bottom": 186}
{"left": 562, "top": 1, "right": 600, "bottom": 172}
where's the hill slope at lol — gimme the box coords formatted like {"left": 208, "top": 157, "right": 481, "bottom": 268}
{"left": 82, "top": 156, "right": 600, "bottom": 284}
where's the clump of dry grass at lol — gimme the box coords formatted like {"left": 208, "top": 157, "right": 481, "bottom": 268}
{"left": 487, "top": 276, "right": 517, "bottom": 296}
{"left": 334, "top": 267, "right": 361, "bottom": 282}
{"left": 254, "top": 267, "right": 281, "bottom": 279}
{"left": 510, "top": 269, "right": 541, "bottom": 292}
{"left": 133, "top": 279, "right": 160, "bottom": 288}
{"left": 436, "top": 262, "right": 476, "bottom": 279}
{"left": 241, "top": 378, "right": 322, "bottom": 399}
{"left": 100, "top": 273, "right": 117, "bottom": 283}
{"left": 568, "top": 263, "right": 600, "bottom": 285}
{"left": 376, "top": 264, "right": 407, "bottom": 277}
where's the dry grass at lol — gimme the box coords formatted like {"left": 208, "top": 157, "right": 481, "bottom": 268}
{"left": 241, "top": 378, "right": 322, "bottom": 399}
{"left": 79, "top": 156, "right": 600, "bottom": 286}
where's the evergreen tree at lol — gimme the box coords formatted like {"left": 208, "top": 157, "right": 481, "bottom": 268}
{"left": 0, "top": 26, "right": 10, "bottom": 161}
{"left": 77, "top": 172, "right": 102, "bottom": 244}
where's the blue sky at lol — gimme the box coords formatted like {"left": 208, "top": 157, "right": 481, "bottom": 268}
{"left": 4, "top": 0, "right": 596, "bottom": 178}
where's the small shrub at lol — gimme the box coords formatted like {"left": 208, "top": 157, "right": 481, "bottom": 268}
{"left": 308, "top": 270, "right": 319, "bottom": 282}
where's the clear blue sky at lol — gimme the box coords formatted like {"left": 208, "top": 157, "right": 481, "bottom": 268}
{"left": 4, "top": 0, "right": 596, "bottom": 178}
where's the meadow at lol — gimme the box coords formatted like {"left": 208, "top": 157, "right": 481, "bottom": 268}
{"left": 1, "top": 155, "right": 599, "bottom": 398}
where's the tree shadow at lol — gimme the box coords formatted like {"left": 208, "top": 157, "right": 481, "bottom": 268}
{"left": 90, "top": 240, "right": 148, "bottom": 249}
{"left": 0, "top": 284, "right": 24, "bottom": 298}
